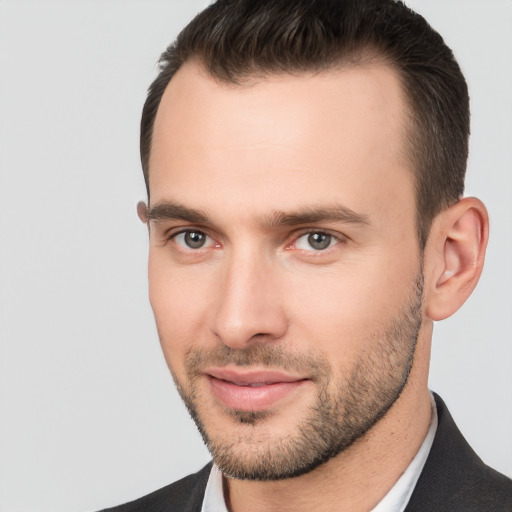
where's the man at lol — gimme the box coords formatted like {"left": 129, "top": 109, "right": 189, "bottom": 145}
{"left": 102, "top": 0, "right": 512, "bottom": 510}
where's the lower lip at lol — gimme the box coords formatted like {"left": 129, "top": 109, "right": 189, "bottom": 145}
{"left": 208, "top": 376, "right": 307, "bottom": 411}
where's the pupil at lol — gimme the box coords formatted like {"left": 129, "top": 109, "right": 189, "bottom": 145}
{"left": 308, "top": 233, "right": 331, "bottom": 250}
{"left": 185, "top": 231, "right": 205, "bottom": 248}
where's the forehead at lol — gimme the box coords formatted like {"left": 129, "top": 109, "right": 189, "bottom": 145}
{"left": 148, "top": 61, "right": 414, "bottom": 228}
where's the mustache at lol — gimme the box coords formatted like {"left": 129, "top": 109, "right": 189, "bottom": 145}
{"left": 184, "top": 344, "right": 330, "bottom": 380}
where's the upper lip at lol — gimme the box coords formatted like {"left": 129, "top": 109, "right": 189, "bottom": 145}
{"left": 206, "top": 367, "right": 307, "bottom": 386}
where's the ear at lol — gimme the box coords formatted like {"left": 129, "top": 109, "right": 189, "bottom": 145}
{"left": 425, "top": 197, "right": 489, "bottom": 321}
{"left": 137, "top": 201, "right": 148, "bottom": 224}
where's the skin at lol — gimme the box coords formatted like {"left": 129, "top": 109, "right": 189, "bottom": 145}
{"left": 139, "top": 61, "right": 488, "bottom": 511}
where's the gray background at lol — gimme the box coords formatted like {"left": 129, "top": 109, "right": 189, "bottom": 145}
{"left": 0, "top": 1, "right": 510, "bottom": 511}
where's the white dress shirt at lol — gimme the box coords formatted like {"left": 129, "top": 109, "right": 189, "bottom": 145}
{"left": 202, "top": 395, "right": 438, "bottom": 512}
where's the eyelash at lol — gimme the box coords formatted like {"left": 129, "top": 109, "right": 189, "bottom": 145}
{"left": 165, "top": 229, "right": 217, "bottom": 251}
{"left": 165, "top": 228, "right": 344, "bottom": 254}
{"left": 289, "top": 230, "right": 344, "bottom": 254}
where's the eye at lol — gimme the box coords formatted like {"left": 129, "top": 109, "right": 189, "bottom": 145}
{"left": 173, "top": 230, "right": 213, "bottom": 249}
{"left": 294, "top": 232, "right": 338, "bottom": 251}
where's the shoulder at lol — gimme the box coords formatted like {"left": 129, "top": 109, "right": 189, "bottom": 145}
{"left": 98, "top": 462, "right": 212, "bottom": 512}
{"left": 405, "top": 394, "right": 512, "bottom": 512}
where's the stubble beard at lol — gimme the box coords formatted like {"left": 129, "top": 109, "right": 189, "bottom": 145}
{"left": 169, "top": 272, "right": 424, "bottom": 481}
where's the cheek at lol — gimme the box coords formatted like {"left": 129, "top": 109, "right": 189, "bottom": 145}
{"left": 148, "top": 254, "right": 213, "bottom": 373}
{"left": 284, "top": 255, "right": 419, "bottom": 353}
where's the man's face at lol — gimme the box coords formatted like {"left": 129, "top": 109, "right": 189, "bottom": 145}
{"left": 146, "top": 62, "right": 425, "bottom": 480}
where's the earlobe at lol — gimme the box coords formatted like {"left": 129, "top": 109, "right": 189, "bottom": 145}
{"left": 425, "top": 197, "right": 489, "bottom": 321}
{"left": 137, "top": 201, "right": 148, "bottom": 224}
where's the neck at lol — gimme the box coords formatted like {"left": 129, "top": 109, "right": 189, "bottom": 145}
{"left": 225, "top": 331, "right": 433, "bottom": 512}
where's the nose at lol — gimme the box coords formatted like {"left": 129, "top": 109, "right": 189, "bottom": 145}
{"left": 210, "top": 249, "right": 288, "bottom": 349}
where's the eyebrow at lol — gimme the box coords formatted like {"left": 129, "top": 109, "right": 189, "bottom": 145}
{"left": 265, "top": 206, "right": 371, "bottom": 228}
{"left": 146, "top": 201, "right": 371, "bottom": 228}
{"left": 146, "top": 202, "right": 210, "bottom": 224}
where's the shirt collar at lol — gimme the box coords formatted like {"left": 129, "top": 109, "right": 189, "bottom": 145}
{"left": 370, "top": 393, "right": 438, "bottom": 512}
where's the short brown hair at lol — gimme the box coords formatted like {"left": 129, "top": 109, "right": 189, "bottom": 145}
{"left": 140, "top": 0, "right": 469, "bottom": 249}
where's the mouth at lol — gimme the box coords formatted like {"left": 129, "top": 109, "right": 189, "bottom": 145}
{"left": 205, "top": 367, "right": 309, "bottom": 412}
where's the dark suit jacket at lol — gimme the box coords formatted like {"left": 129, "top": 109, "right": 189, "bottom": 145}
{"left": 100, "top": 394, "right": 512, "bottom": 511}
